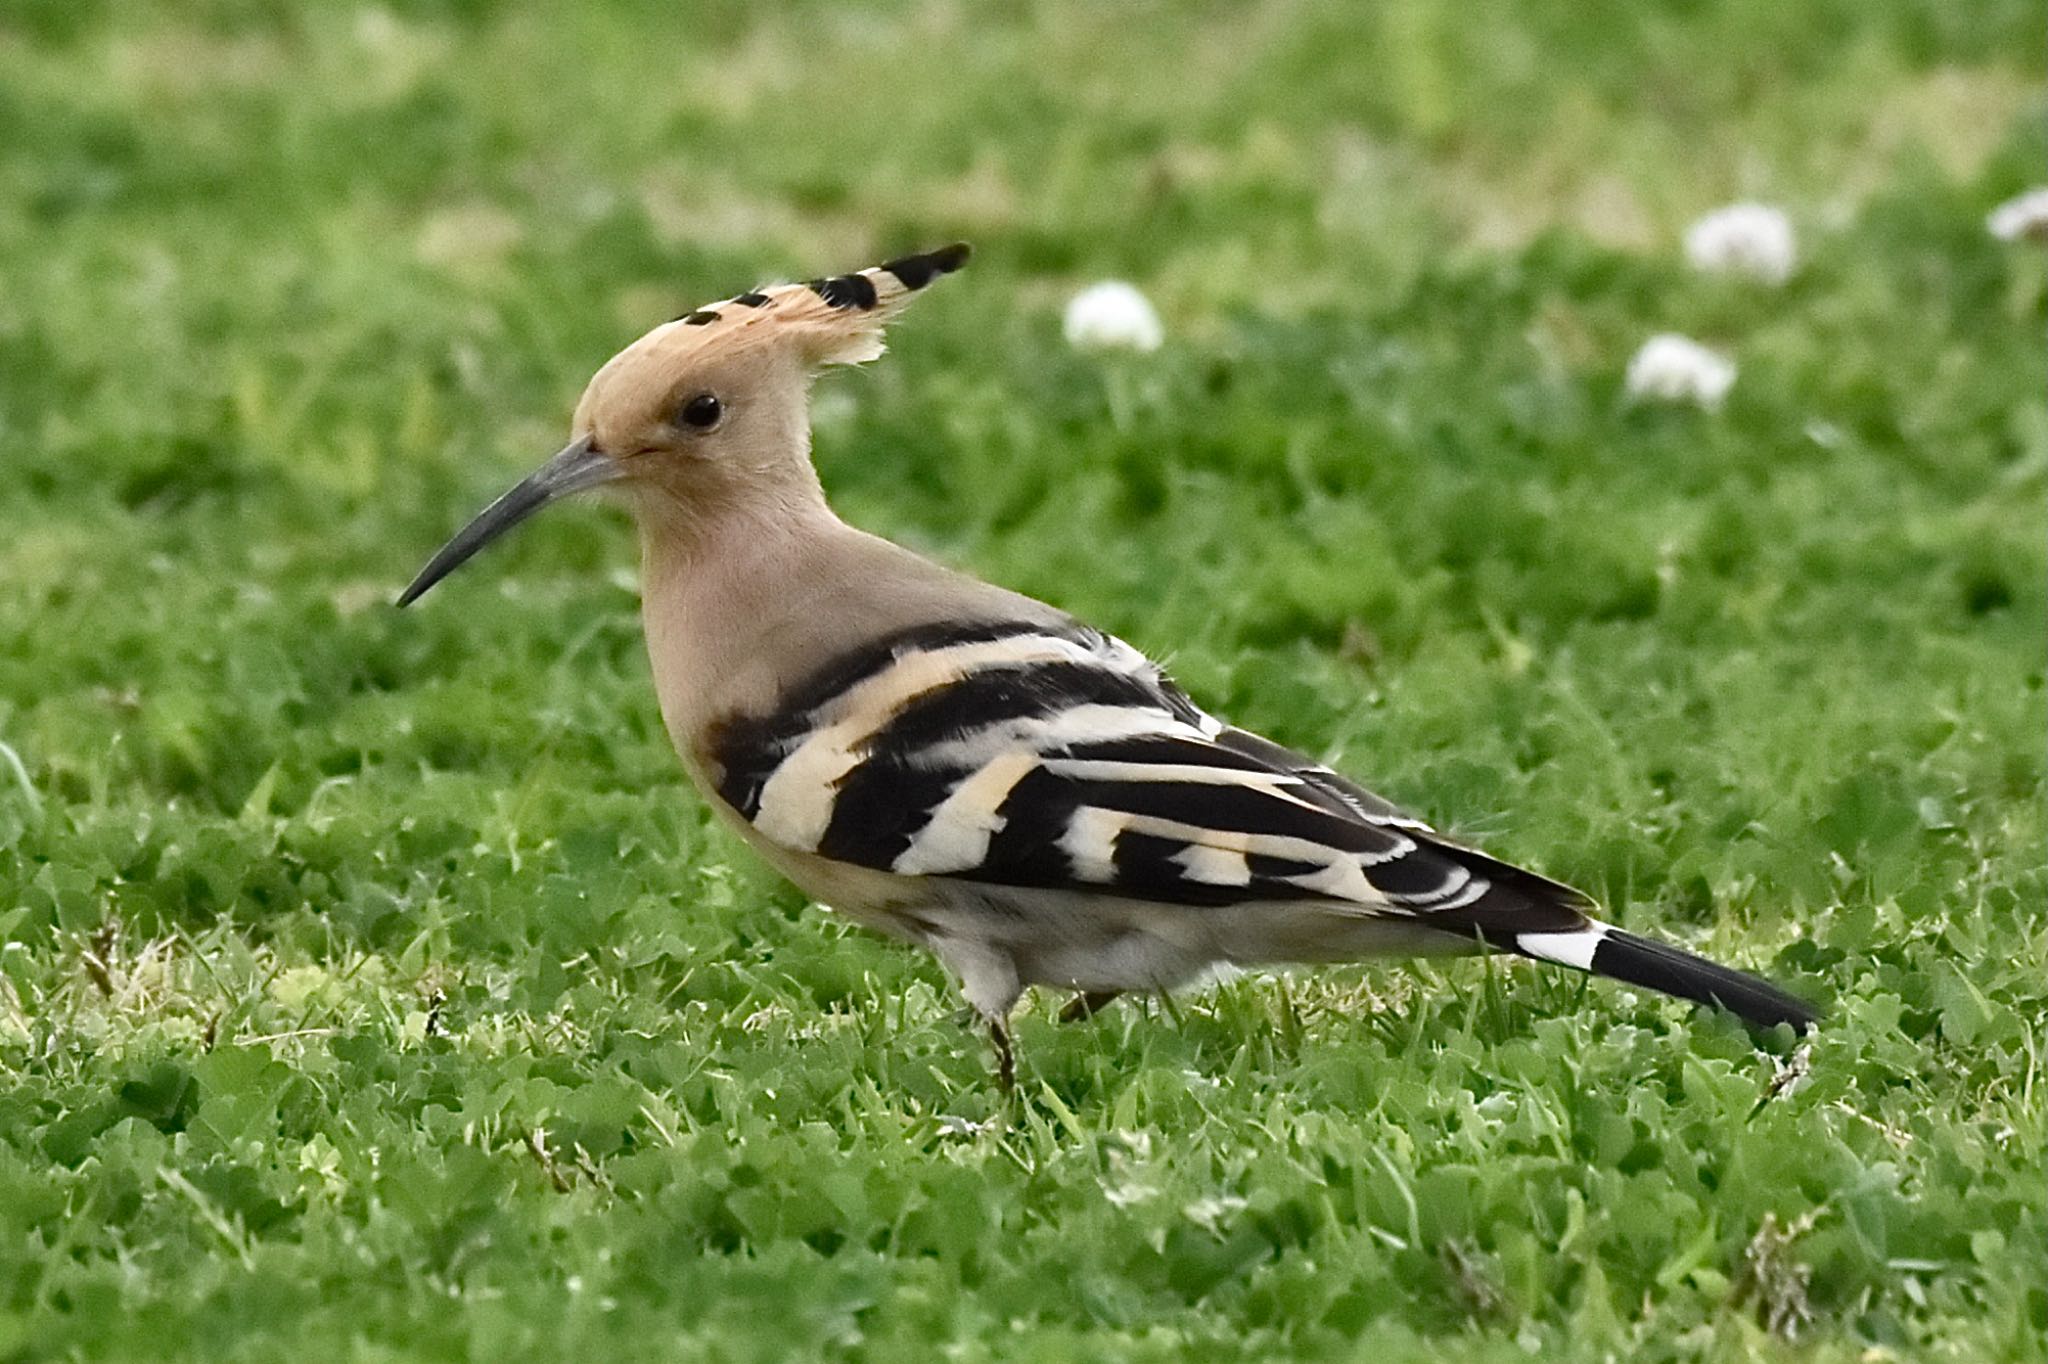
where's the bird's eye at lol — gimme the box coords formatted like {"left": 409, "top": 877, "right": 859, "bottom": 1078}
{"left": 677, "top": 393, "right": 723, "bottom": 430}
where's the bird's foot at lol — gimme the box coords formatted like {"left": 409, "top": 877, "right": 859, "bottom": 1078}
{"left": 1058, "top": 990, "right": 1122, "bottom": 1023}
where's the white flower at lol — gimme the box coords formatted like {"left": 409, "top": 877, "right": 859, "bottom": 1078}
{"left": 1987, "top": 187, "right": 2048, "bottom": 242}
{"left": 1184, "top": 1194, "right": 1248, "bottom": 1234}
{"left": 1625, "top": 334, "right": 1737, "bottom": 410}
{"left": 1062, "top": 281, "right": 1163, "bottom": 353}
{"left": 1683, "top": 203, "right": 1797, "bottom": 285}
{"left": 933, "top": 1114, "right": 991, "bottom": 1138}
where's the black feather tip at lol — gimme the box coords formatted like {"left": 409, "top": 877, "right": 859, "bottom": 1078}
{"left": 881, "top": 242, "right": 972, "bottom": 291}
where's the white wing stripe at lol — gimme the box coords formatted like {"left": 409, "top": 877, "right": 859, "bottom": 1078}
{"left": 1176, "top": 844, "right": 1253, "bottom": 886}
{"left": 1109, "top": 813, "right": 1380, "bottom": 902}
{"left": 753, "top": 633, "right": 1106, "bottom": 849}
{"left": 893, "top": 703, "right": 1234, "bottom": 876}
{"left": 1281, "top": 855, "right": 1381, "bottom": 903}
{"left": 1397, "top": 863, "right": 1473, "bottom": 903}
{"left": 916, "top": 704, "right": 1203, "bottom": 769}
{"left": 1058, "top": 806, "right": 1128, "bottom": 882}
{"left": 891, "top": 750, "right": 1038, "bottom": 875}
{"left": 1429, "top": 878, "right": 1491, "bottom": 913}
{"left": 1355, "top": 833, "right": 1419, "bottom": 866}
{"left": 1043, "top": 759, "right": 1302, "bottom": 788}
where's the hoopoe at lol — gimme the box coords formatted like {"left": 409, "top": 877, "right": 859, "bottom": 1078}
{"left": 399, "top": 244, "right": 1818, "bottom": 1087}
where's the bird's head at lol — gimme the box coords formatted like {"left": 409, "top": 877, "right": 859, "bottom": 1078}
{"left": 397, "top": 243, "right": 970, "bottom": 606}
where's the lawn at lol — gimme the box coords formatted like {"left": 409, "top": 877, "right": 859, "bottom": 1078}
{"left": 1, "top": 2, "right": 2043, "bottom": 1360}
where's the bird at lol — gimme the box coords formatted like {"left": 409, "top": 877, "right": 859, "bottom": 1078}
{"left": 398, "top": 243, "right": 1819, "bottom": 1088}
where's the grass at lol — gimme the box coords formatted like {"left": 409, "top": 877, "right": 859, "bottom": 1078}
{"left": 1, "top": 1, "right": 2043, "bottom": 1360}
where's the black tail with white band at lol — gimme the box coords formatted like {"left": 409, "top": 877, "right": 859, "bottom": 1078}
{"left": 1522, "top": 923, "right": 1818, "bottom": 1032}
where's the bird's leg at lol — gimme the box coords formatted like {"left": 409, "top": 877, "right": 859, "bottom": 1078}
{"left": 989, "top": 1016, "right": 1015, "bottom": 1093}
{"left": 933, "top": 937, "right": 1022, "bottom": 1094}
{"left": 1059, "top": 990, "right": 1122, "bottom": 1023}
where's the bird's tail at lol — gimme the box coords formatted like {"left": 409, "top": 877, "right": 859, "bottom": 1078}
{"left": 1511, "top": 919, "right": 1819, "bottom": 1034}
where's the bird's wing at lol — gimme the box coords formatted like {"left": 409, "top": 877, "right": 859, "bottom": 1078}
{"left": 702, "top": 619, "right": 1591, "bottom": 936}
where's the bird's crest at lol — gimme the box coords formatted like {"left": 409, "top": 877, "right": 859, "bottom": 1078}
{"left": 638, "top": 242, "right": 971, "bottom": 370}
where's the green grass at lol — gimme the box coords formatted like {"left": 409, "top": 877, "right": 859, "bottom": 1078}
{"left": 1, "top": 2, "right": 2043, "bottom": 1360}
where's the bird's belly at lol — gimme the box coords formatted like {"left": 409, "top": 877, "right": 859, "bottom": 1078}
{"left": 714, "top": 829, "right": 1216, "bottom": 990}
{"left": 925, "top": 883, "right": 1221, "bottom": 993}
{"left": 924, "top": 885, "right": 1485, "bottom": 991}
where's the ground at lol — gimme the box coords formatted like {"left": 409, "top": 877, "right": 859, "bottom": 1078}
{"left": 0, "top": 2, "right": 2043, "bottom": 1361}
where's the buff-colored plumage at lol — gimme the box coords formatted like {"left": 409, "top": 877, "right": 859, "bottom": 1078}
{"left": 575, "top": 247, "right": 962, "bottom": 440}
{"left": 543, "top": 248, "right": 1053, "bottom": 748}
{"left": 399, "top": 242, "right": 1819, "bottom": 1089}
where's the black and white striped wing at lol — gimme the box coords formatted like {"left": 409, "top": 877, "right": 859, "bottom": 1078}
{"left": 703, "top": 620, "right": 1591, "bottom": 936}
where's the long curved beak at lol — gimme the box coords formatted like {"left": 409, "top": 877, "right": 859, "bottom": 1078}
{"left": 397, "top": 436, "right": 622, "bottom": 606}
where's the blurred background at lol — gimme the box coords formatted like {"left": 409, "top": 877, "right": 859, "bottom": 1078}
{"left": 3, "top": 0, "right": 2039, "bottom": 809}
{"left": 0, "top": 3, "right": 2042, "bottom": 1360}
